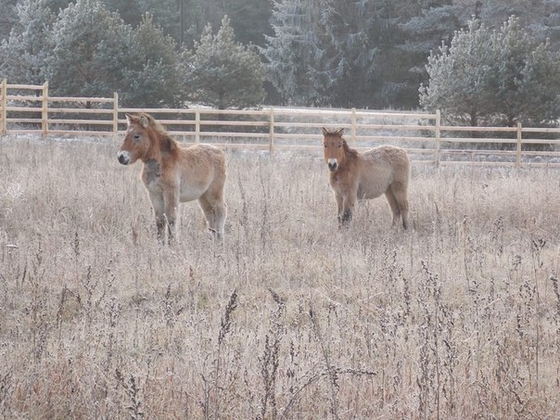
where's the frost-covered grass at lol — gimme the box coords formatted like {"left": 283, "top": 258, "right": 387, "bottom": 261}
{"left": 1, "top": 135, "right": 560, "bottom": 418}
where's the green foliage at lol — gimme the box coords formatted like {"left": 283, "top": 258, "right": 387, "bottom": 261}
{"left": 124, "top": 0, "right": 181, "bottom": 42}
{"left": 261, "top": 0, "right": 442, "bottom": 108}
{"left": 101, "top": 0, "right": 272, "bottom": 49}
{"left": 420, "top": 17, "right": 560, "bottom": 127}
{"left": 0, "top": 0, "right": 55, "bottom": 84}
{"left": 2, "top": 0, "right": 560, "bottom": 109}
{"left": 260, "top": 0, "right": 336, "bottom": 106}
{"left": 487, "top": 18, "right": 560, "bottom": 126}
{"left": 225, "top": 0, "right": 273, "bottom": 47}
{"left": 43, "top": 0, "right": 130, "bottom": 97}
{"left": 105, "top": 0, "right": 143, "bottom": 28}
{"left": 0, "top": 0, "right": 19, "bottom": 42}
{"left": 120, "top": 14, "right": 181, "bottom": 107}
{"left": 419, "top": 19, "right": 495, "bottom": 126}
{"left": 182, "top": 16, "right": 265, "bottom": 109}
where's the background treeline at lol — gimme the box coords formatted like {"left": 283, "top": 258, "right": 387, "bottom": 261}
{"left": 0, "top": 0, "right": 559, "bottom": 114}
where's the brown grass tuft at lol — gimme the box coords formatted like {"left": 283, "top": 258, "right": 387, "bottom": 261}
{"left": 0, "top": 136, "right": 559, "bottom": 417}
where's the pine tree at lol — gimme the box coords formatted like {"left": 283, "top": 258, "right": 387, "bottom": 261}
{"left": 225, "top": 0, "right": 273, "bottom": 47}
{"left": 182, "top": 16, "right": 265, "bottom": 109}
{"left": 43, "top": 0, "right": 130, "bottom": 97}
{"left": 488, "top": 16, "right": 560, "bottom": 126}
{"left": 420, "top": 17, "right": 560, "bottom": 127}
{"left": 419, "top": 19, "right": 495, "bottom": 126}
{"left": 261, "top": 0, "right": 437, "bottom": 108}
{"left": 120, "top": 13, "right": 181, "bottom": 107}
{"left": 0, "top": 0, "right": 55, "bottom": 84}
{"left": 0, "top": 0, "right": 19, "bottom": 42}
{"left": 260, "top": 0, "right": 338, "bottom": 106}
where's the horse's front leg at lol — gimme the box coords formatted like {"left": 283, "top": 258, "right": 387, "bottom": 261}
{"left": 335, "top": 192, "right": 344, "bottom": 227}
{"left": 163, "top": 188, "right": 180, "bottom": 243}
{"left": 149, "top": 192, "right": 166, "bottom": 243}
{"left": 339, "top": 192, "right": 356, "bottom": 227}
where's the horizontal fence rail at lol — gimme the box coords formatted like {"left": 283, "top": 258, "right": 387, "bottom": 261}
{"left": 2, "top": 80, "right": 560, "bottom": 167}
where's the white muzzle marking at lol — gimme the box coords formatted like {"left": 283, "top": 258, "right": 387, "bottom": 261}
{"left": 327, "top": 158, "right": 338, "bottom": 172}
{"left": 117, "top": 151, "right": 131, "bottom": 165}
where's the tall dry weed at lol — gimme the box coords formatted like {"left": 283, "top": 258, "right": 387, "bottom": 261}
{"left": 0, "top": 136, "right": 559, "bottom": 418}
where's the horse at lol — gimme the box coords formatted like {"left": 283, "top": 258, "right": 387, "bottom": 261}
{"left": 322, "top": 127, "right": 410, "bottom": 229}
{"left": 117, "top": 112, "right": 227, "bottom": 243}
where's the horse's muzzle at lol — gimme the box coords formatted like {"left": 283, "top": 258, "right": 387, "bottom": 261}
{"left": 117, "top": 151, "right": 130, "bottom": 165}
{"left": 327, "top": 160, "right": 338, "bottom": 172}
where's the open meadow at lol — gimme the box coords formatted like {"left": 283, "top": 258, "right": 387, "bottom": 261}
{"left": 1, "top": 135, "right": 560, "bottom": 419}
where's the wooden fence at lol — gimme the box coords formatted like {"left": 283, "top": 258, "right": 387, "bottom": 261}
{"left": 2, "top": 80, "right": 560, "bottom": 167}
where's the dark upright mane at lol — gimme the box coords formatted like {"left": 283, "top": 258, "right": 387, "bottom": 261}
{"left": 137, "top": 112, "right": 179, "bottom": 155}
{"left": 341, "top": 138, "right": 360, "bottom": 161}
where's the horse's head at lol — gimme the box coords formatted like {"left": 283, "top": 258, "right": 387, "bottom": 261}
{"left": 117, "top": 113, "right": 153, "bottom": 165}
{"left": 322, "top": 127, "right": 346, "bottom": 172}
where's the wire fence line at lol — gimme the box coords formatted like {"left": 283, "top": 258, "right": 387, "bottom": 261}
{"left": 2, "top": 80, "right": 560, "bottom": 167}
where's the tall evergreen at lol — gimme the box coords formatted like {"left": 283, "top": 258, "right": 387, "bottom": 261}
{"left": 1, "top": 0, "right": 559, "bottom": 109}
{"left": 261, "top": 0, "right": 339, "bottom": 106}
{"left": 0, "top": 0, "right": 19, "bottom": 42}
{"left": 261, "top": 0, "right": 445, "bottom": 108}
{"left": 225, "top": 0, "right": 273, "bottom": 47}
{"left": 420, "top": 17, "right": 560, "bottom": 127}
{"left": 181, "top": 16, "right": 265, "bottom": 109}
{"left": 119, "top": 14, "right": 181, "bottom": 107}
{"left": 44, "top": 0, "right": 130, "bottom": 97}
{"left": 0, "top": 0, "right": 55, "bottom": 84}
{"left": 487, "top": 16, "right": 560, "bottom": 126}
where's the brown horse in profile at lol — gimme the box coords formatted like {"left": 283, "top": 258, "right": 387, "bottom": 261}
{"left": 118, "top": 113, "right": 227, "bottom": 243}
{"left": 322, "top": 127, "right": 410, "bottom": 229}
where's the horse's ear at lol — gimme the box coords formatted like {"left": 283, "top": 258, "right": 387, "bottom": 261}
{"left": 335, "top": 128, "right": 344, "bottom": 137}
{"left": 322, "top": 127, "right": 329, "bottom": 136}
{"left": 140, "top": 115, "right": 150, "bottom": 128}
{"left": 125, "top": 113, "right": 134, "bottom": 126}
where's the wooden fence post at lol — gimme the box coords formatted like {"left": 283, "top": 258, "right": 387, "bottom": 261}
{"left": 41, "top": 81, "right": 49, "bottom": 136}
{"left": 516, "top": 121, "right": 522, "bottom": 168}
{"left": 113, "top": 92, "right": 119, "bottom": 140}
{"left": 0, "top": 79, "right": 6, "bottom": 136}
{"left": 435, "top": 109, "right": 441, "bottom": 167}
{"left": 269, "top": 107, "right": 275, "bottom": 154}
{"left": 195, "top": 107, "right": 200, "bottom": 144}
{"left": 351, "top": 108, "right": 357, "bottom": 145}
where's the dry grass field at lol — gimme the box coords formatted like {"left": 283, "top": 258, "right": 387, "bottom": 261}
{"left": 1, "top": 135, "right": 560, "bottom": 419}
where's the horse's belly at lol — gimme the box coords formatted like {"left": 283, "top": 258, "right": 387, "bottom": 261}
{"left": 357, "top": 183, "right": 385, "bottom": 199}
{"left": 356, "top": 166, "right": 394, "bottom": 199}
{"left": 179, "top": 184, "right": 207, "bottom": 202}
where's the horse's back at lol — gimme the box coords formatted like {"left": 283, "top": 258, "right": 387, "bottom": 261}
{"left": 356, "top": 146, "right": 409, "bottom": 198}
{"left": 362, "top": 145, "right": 408, "bottom": 164}
{"left": 178, "top": 143, "right": 226, "bottom": 173}
{"left": 182, "top": 142, "right": 225, "bottom": 161}
{"left": 362, "top": 146, "right": 409, "bottom": 179}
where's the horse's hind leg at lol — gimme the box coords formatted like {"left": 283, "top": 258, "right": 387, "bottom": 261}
{"left": 401, "top": 200, "right": 409, "bottom": 229}
{"left": 389, "top": 184, "right": 409, "bottom": 229}
{"left": 384, "top": 188, "right": 402, "bottom": 227}
{"left": 198, "top": 196, "right": 227, "bottom": 239}
{"left": 208, "top": 197, "right": 227, "bottom": 238}
{"left": 214, "top": 201, "right": 227, "bottom": 238}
